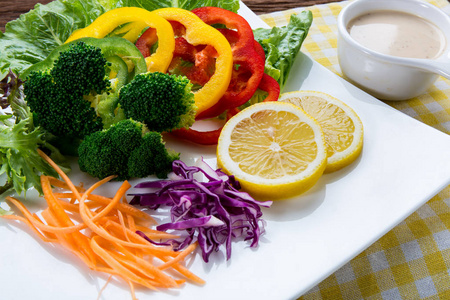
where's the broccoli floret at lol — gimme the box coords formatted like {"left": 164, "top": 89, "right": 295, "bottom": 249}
{"left": 77, "top": 119, "right": 179, "bottom": 180}
{"left": 128, "top": 132, "right": 180, "bottom": 179}
{"left": 23, "top": 41, "right": 113, "bottom": 140}
{"left": 118, "top": 72, "right": 197, "bottom": 132}
{"left": 51, "top": 41, "right": 111, "bottom": 96}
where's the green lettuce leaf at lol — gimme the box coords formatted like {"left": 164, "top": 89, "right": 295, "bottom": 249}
{"left": 253, "top": 11, "right": 313, "bottom": 91}
{"left": 0, "top": 115, "right": 56, "bottom": 196}
{"left": 0, "top": 0, "right": 106, "bottom": 78}
{"left": 0, "top": 71, "right": 68, "bottom": 197}
{"left": 98, "top": 0, "right": 239, "bottom": 13}
{"left": 0, "top": 0, "right": 240, "bottom": 78}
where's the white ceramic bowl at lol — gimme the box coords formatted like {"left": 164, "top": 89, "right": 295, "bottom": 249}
{"left": 337, "top": 0, "right": 450, "bottom": 100}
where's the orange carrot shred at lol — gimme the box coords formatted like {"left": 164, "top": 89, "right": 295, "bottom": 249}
{"left": 0, "top": 149, "right": 203, "bottom": 297}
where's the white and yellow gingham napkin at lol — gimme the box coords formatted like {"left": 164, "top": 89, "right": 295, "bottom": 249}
{"left": 259, "top": 1, "right": 450, "bottom": 298}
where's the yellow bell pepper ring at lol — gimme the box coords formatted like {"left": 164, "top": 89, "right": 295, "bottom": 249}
{"left": 153, "top": 8, "right": 233, "bottom": 116}
{"left": 65, "top": 7, "right": 175, "bottom": 73}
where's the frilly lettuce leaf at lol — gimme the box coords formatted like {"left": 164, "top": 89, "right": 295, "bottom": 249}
{"left": 0, "top": 115, "right": 57, "bottom": 196}
{"left": 0, "top": 0, "right": 106, "bottom": 78}
{"left": 253, "top": 11, "right": 313, "bottom": 91}
{"left": 0, "top": 71, "right": 68, "bottom": 197}
{"left": 98, "top": 0, "right": 239, "bottom": 13}
{"left": 0, "top": 0, "right": 240, "bottom": 78}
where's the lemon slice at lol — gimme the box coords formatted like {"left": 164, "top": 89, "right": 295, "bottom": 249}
{"left": 279, "top": 91, "right": 364, "bottom": 173}
{"left": 217, "top": 102, "right": 327, "bottom": 200}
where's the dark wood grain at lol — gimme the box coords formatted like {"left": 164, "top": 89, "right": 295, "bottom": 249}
{"left": 242, "top": 0, "right": 341, "bottom": 14}
{"left": 1, "top": 0, "right": 52, "bottom": 31}
{"left": 0, "top": 0, "right": 340, "bottom": 32}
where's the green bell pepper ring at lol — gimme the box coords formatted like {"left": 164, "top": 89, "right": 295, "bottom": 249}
{"left": 20, "top": 37, "right": 147, "bottom": 80}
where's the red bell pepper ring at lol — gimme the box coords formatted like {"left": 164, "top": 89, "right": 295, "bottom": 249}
{"left": 252, "top": 40, "right": 281, "bottom": 102}
{"left": 136, "top": 7, "right": 280, "bottom": 145}
{"left": 135, "top": 20, "right": 186, "bottom": 58}
{"left": 258, "top": 73, "right": 281, "bottom": 102}
{"left": 169, "top": 37, "right": 217, "bottom": 86}
{"left": 135, "top": 27, "right": 157, "bottom": 58}
{"left": 170, "top": 108, "right": 240, "bottom": 145}
{"left": 192, "top": 7, "right": 266, "bottom": 120}
{"left": 169, "top": 23, "right": 280, "bottom": 146}
{"left": 170, "top": 71, "right": 280, "bottom": 145}
{"left": 137, "top": 26, "right": 217, "bottom": 87}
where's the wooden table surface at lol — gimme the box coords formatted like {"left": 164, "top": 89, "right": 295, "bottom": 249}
{"left": 0, "top": 0, "right": 341, "bottom": 31}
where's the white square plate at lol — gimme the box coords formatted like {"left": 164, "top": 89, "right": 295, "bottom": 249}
{"left": 2, "top": 3, "right": 450, "bottom": 300}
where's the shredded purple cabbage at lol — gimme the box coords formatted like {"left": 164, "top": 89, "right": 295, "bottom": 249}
{"left": 129, "top": 159, "right": 272, "bottom": 262}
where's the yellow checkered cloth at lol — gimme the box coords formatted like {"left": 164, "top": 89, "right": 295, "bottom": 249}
{"left": 259, "top": 1, "right": 450, "bottom": 299}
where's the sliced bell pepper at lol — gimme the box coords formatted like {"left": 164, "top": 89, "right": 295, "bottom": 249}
{"left": 169, "top": 37, "right": 217, "bottom": 86}
{"left": 169, "top": 9, "right": 280, "bottom": 145}
{"left": 192, "top": 7, "right": 266, "bottom": 120}
{"left": 169, "top": 108, "right": 240, "bottom": 145}
{"left": 151, "top": 7, "right": 233, "bottom": 116}
{"left": 257, "top": 73, "right": 281, "bottom": 102}
{"left": 253, "top": 41, "right": 280, "bottom": 102}
{"left": 21, "top": 37, "right": 147, "bottom": 81}
{"left": 65, "top": 7, "right": 175, "bottom": 73}
{"left": 170, "top": 73, "right": 279, "bottom": 145}
{"left": 170, "top": 71, "right": 280, "bottom": 146}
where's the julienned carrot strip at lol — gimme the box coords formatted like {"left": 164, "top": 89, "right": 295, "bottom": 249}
{"left": 41, "top": 208, "right": 77, "bottom": 249}
{"left": 54, "top": 192, "right": 155, "bottom": 224}
{"left": 41, "top": 208, "right": 95, "bottom": 269}
{"left": 117, "top": 210, "right": 136, "bottom": 244}
{"left": 7, "top": 191, "right": 107, "bottom": 235}
{"left": 41, "top": 175, "right": 96, "bottom": 263}
{"left": 127, "top": 214, "right": 136, "bottom": 233}
{"left": 37, "top": 149, "right": 84, "bottom": 200}
{"left": 88, "top": 193, "right": 156, "bottom": 223}
{"left": 90, "top": 236, "right": 159, "bottom": 291}
{"left": 125, "top": 279, "right": 138, "bottom": 300}
{"left": 97, "top": 275, "right": 113, "bottom": 300}
{"left": 105, "top": 220, "right": 179, "bottom": 240}
{"left": 79, "top": 196, "right": 176, "bottom": 256}
{"left": 161, "top": 258, "right": 206, "bottom": 285}
{"left": 158, "top": 242, "right": 198, "bottom": 270}
{"left": 1, "top": 213, "right": 58, "bottom": 243}
{"left": 47, "top": 176, "right": 85, "bottom": 193}
{"left": 6, "top": 196, "right": 85, "bottom": 236}
{"left": 31, "top": 212, "right": 59, "bottom": 241}
{"left": 56, "top": 198, "right": 102, "bottom": 212}
{"left": 9, "top": 176, "right": 116, "bottom": 235}
{"left": 107, "top": 239, "right": 179, "bottom": 288}
{"left": 0, "top": 149, "right": 203, "bottom": 297}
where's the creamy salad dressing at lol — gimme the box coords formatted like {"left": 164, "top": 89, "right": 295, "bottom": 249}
{"left": 347, "top": 10, "right": 446, "bottom": 59}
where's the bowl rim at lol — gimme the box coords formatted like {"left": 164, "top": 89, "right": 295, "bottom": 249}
{"left": 337, "top": 0, "right": 450, "bottom": 66}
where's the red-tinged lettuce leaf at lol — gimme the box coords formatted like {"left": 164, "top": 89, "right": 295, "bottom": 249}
{"left": 0, "top": 71, "right": 68, "bottom": 197}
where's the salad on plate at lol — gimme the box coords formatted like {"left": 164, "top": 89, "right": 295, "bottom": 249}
{"left": 0, "top": 0, "right": 364, "bottom": 298}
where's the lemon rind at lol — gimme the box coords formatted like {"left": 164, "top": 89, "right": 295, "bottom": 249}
{"left": 217, "top": 102, "right": 328, "bottom": 200}
{"left": 279, "top": 90, "right": 364, "bottom": 173}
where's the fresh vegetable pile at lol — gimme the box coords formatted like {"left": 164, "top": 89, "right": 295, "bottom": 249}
{"left": 1, "top": 0, "right": 312, "bottom": 196}
{"left": 0, "top": 0, "right": 313, "bottom": 296}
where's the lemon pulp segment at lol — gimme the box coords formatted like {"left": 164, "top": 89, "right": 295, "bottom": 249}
{"left": 217, "top": 102, "right": 327, "bottom": 200}
{"left": 279, "top": 91, "right": 364, "bottom": 173}
{"left": 228, "top": 109, "right": 319, "bottom": 179}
